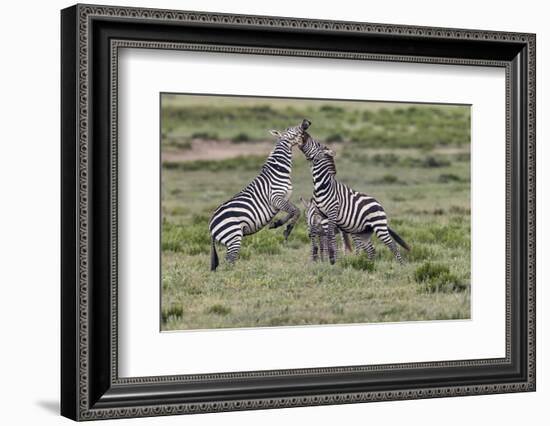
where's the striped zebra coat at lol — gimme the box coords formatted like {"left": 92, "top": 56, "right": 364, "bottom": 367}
{"left": 209, "top": 120, "right": 311, "bottom": 271}
{"left": 298, "top": 133, "right": 410, "bottom": 265}
{"left": 301, "top": 197, "right": 352, "bottom": 262}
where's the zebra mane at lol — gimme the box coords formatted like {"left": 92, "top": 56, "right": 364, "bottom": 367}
{"left": 313, "top": 147, "right": 337, "bottom": 176}
{"left": 261, "top": 137, "right": 292, "bottom": 172}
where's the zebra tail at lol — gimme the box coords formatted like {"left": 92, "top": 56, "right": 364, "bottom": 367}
{"left": 342, "top": 232, "right": 353, "bottom": 253}
{"left": 210, "top": 237, "right": 219, "bottom": 271}
{"left": 388, "top": 227, "right": 410, "bottom": 251}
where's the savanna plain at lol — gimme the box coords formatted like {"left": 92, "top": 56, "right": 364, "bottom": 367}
{"left": 161, "top": 95, "right": 471, "bottom": 330}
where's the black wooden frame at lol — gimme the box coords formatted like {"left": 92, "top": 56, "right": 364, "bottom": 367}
{"left": 61, "top": 4, "right": 536, "bottom": 421}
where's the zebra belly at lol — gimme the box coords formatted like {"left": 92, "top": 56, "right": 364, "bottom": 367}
{"left": 242, "top": 212, "right": 275, "bottom": 235}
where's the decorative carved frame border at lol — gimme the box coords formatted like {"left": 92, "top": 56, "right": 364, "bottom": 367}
{"left": 63, "top": 3, "right": 535, "bottom": 421}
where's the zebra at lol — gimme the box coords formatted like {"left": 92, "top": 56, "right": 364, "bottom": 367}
{"left": 298, "top": 132, "right": 410, "bottom": 265}
{"left": 300, "top": 197, "right": 352, "bottom": 262}
{"left": 209, "top": 119, "right": 311, "bottom": 271}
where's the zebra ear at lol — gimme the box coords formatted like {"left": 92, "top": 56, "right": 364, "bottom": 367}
{"left": 299, "top": 196, "right": 309, "bottom": 208}
{"left": 269, "top": 129, "right": 282, "bottom": 138}
{"left": 324, "top": 148, "right": 335, "bottom": 157}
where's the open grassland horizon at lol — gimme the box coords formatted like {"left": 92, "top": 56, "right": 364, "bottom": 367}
{"left": 161, "top": 95, "right": 471, "bottom": 330}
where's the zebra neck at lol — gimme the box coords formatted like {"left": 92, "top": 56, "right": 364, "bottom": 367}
{"left": 312, "top": 168, "right": 335, "bottom": 191}
{"left": 263, "top": 140, "right": 292, "bottom": 170}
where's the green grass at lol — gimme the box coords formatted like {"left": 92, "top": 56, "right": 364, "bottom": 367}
{"left": 160, "top": 96, "right": 471, "bottom": 330}
{"left": 161, "top": 94, "right": 470, "bottom": 150}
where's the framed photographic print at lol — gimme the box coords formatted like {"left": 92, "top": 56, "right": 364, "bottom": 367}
{"left": 61, "top": 4, "right": 536, "bottom": 421}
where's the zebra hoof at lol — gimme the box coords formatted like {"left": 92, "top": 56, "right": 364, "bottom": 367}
{"left": 269, "top": 220, "right": 283, "bottom": 229}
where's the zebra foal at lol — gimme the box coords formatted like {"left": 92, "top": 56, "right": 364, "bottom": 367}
{"left": 298, "top": 133, "right": 410, "bottom": 265}
{"left": 300, "top": 197, "right": 352, "bottom": 262}
{"left": 209, "top": 119, "right": 311, "bottom": 271}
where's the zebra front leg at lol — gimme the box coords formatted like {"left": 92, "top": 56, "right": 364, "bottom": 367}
{"left": 320, "top": 232, "right": 328, "bottom": 262}
{"left": 374, "top": 225, "right": 403, "bottom": 264}
{"left": 269, "top": 196, "right": 300, "bottom": 241}
{"left": 326, "top": 221, "right": 337, "bottom": 265}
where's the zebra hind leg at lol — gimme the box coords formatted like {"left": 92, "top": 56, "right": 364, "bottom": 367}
{"left": 310, "top": 232, "right": 319, "bottom": 261}
{"left": 374, "top": 226, "right": 403, "bottom": 265}
{"left": 224, "top": 235, "right": 243, "bottom": 266}
{"left": 351, "top": 233, "right": 376, "bottom": 260}
{"left": 365, "top": 240, "right": 376, "bottom": 260}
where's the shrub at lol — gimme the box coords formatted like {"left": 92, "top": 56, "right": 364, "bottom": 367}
{"left": 206, "top": 304, "right": 231, "bottom": 315}
{"left": 422, "top": 156, "right": 451, "bottom": 168}
{"left": 414, "top": 262, "right": 467, "bottom": 293}
{"left": 191, "top": 131, "right": 218, "bottom": 140}
{"left": 320, "top": 105, "right": 344, "bottom": 113}
{"left": 231, "top": 132, "right": 250, "bottom": 143}
{"left": 161, "top": 305, "right": 183, "bottom": 323}
{"left": 377, "top": 174, "right": 399, "bottom": 184}
{"left": 438, "top": 173, "right": 462, "bottom": 183}
{"left": 341, "top": 254, "right": 375, "bottom": 271}
{"left": 414, "top": 262, "right": 449, "bottom": 282}
{"left": 326, "top": 134, "right": 344, "bottom": 143}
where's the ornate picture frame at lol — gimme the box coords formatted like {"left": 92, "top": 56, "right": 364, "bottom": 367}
{"left": 61, "top": 4, "right": 535, "bottom": 421}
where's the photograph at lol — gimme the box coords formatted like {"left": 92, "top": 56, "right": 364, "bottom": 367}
{"left": 59, "top": 3, "right": 536, "bottom": 420}
{"left": 160, "top": 94, "right": 472, "bottom": 331}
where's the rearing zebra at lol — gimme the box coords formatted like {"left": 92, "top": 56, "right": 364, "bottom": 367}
{"left": 298, "top": 132, "right": 410, "bottom": 265}
{"left": 209, "top": 119, "right": 311, "bottom": 271}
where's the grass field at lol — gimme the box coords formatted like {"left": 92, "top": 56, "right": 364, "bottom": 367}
{"left": 160, "top": 95, "right": 471, "bottom": 331}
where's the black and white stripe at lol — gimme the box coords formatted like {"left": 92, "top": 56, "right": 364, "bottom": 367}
{"left": 209, "top": 120, "right": 311, "bottom": 271}
{"left": 301, "top": 197, "right": 352, "bottom": 262}
{"left": 299, "top": 133, "right": 410, "bottom": 265}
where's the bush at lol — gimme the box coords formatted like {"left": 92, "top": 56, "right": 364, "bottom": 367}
{"left": 191, "top": 131, "right": 218, "bottom": 140}
{"left": 414, "top": 262, "right": 467, "bottom": 293}
{"left": 231, "top": 132, "right": 250, "bottom": 143}
{"left": 326, "top": 134, "right": 344, "bottom": 143}
{"left": 320, "top": 105, "right": 344, "bottom": 113}
{"left": 377, "top": 174, "right": 399, "bottom": 184}
{"left": 341, "top": 254, "right": 375, "bottom": 271}
{"left": 205, "top": 304, "right": 231, "bottom": 315}
{"left": 438, "top": 173, "right": 462, "bottom": 183}
{"left": 422, "top": 156, "right": 451, "bottom": 168}
{"left": 161, "top": 305, "right": 183, "bottom": 323}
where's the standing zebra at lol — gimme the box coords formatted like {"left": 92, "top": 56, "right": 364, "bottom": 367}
{"left": 209, "top": 119, "right": 311, "bottom": 271}
{"left": 298, "top": 133, "right": 410, "bottom": 265}
{"left": 300, "top": 197, "right": 352, "bottom": 262}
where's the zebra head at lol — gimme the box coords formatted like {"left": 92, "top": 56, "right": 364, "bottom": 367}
{"left": 300, "top": 197, "right": 324, "bottom": 227}
{"left": 312, "top": 145, "right": 337, "bottom": 176}
{"left": 298, "top": 132, "right": 326, "bottom": 160}
{"left": 268, "top": 119, "right": 311, "bottom": 146}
